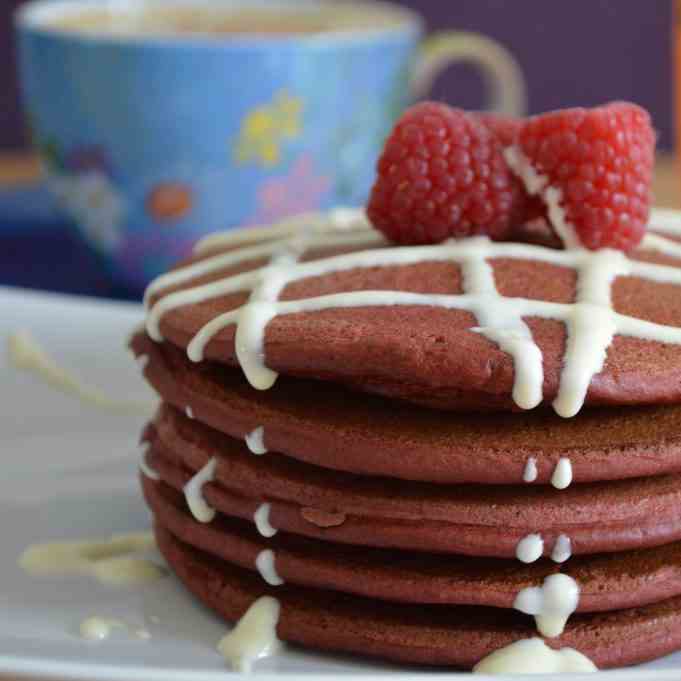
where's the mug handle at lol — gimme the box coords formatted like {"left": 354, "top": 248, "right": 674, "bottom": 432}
{"left": 410, "top": 32, "right": 527, "bottom": 117}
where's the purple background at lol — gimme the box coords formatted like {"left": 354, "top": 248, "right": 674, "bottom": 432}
{"left": 1, "top": 0, "right": 675, "bottom": 150}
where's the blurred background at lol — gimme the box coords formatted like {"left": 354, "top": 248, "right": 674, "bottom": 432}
{"left": 0, "top": 0, "right": 677, "bottom": 299}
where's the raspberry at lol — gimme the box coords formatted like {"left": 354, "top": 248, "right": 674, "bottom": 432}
{"left": 514, "top": 102, "right": 655, "bottom": 251}
{"left": 478, "top": 113, "right": 545, "bottom": 222}
{"left": 478, "top": 112, "right": 522, "bottom": 147}
{"left": 367, "top": 102, "right": 525, "bottom": 244}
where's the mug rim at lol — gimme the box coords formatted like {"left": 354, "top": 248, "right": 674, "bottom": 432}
{"left": 15, "top": 0, "right": 423, "bottom": 48}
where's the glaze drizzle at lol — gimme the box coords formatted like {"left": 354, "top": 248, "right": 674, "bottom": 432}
{"left": 145, "top": 208, "right": 681, "bottom": 418}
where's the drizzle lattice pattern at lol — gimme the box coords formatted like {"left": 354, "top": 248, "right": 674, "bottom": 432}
{"left": 145, "top": 208, "right": 681, "bottom": 418}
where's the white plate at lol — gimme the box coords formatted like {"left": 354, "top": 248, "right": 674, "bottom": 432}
{"left": 1, "top": 285, "right": 681, "bottom": 681}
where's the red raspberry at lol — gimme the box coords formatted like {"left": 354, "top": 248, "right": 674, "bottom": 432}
{"left": 516, "top": 102, "right": 655, "bottom": 251}
{"left": 478, "top": 112, "right": 522, "bottom": 147}
{"left": 478, "top": 112, "right": 545, "bottom": 222}
{"left": 367, "top": 102, "right": 525, "bottom": 244}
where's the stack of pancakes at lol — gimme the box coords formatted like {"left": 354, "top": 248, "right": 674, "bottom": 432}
{"left": 132, "top": 208, "right": 681, "bottom": 670}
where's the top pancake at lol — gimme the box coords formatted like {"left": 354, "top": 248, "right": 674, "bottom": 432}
{"left": 145, "top": 210, "right": 681, "bottom": 413}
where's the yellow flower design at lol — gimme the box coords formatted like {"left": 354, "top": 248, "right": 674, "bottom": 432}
{"left": 234, "top": 90, "right": 303, "bottom": 167}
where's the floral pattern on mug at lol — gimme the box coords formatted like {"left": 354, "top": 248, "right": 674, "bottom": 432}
{"left": 48, "top": 171, "right": 127, "bottom": 253}
{"left": 146, "top": 182, "right": 194, "bottom": 223}
{"left": 247, "top": 153, "right": 331, "bottom": 225}
{"left": 38, "top": 141, "right": 127, "bottom": 254}
{"left": 234, "top": 90, "right": 303, "bottom": 167}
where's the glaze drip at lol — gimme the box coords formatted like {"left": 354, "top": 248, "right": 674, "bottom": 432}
{"left": 245, "top": 426, "right": 267, "bottom": 455}
{"left": 551, "top": 458, "right": 573, "bottom": 490}
{"left": 139, "top": 443, "right": 160, "bottom": 481}
{"left": 522, "top": 457, "right": 537, "bottom": 482}
{"left": 183, "top": 458, "right": 217, "bottom": 523}
{"left": 253, "top": 503, "right": 277, "bottom": 538}
{"left": 551, "top": 534, "right": 572, "bottom": 563}
{"left": 514, "top": 573, "right": 580, "bottom": 638}
{"left": 217, "top": 596, "right": 281, "bottom": 672}
{"left": 515, "top": 534, "right": 543, "bottom": 563}
{"left": 255, "top": 549, "right": 284, "bottom": 586}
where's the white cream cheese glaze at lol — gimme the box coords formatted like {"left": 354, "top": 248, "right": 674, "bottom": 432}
{"left": 245, "top": 426, "right": 267, "bottom": 455}
{"left": 8, "top": 329, "right": 153, "bottom": 414}
{"left": 80, "top": 616, "right": 150, "bottom": 641}
{"left": 253, "top": 503, "right": 277, "bottom": 538}
{"left": 523, "top": 457, "right": 538, "bottom": 482}
{"left": 255, "top": 549, "right": 284, "bottom": 586}
{"left": 20, "top": 532, "right": 165, "bottom": 585}
{"left": 515, "top": 534, "right": 543, "bottom": 563}
{"left": 139, "top": 443, "right": 160, "bottom": 481}
{"left": 183, "top": 458, "right": 217, "bottom": 523}
{"left": 551, "top": 458, "right": 573, "bottom": 490}
{"left": 217, "top": 596, "right": 281, "bottom": 673}
{"left": 514, "top": 573, "right": 580, "bottom": 638}
{"left": 473, "top": 637, "right": 597, "bottom": 674}
{"left": 551, "top": 534, "right": 572, "bottom": 563}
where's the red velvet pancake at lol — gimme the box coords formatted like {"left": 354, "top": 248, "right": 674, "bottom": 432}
{"left": 132, "top": 332, "right": 681, "bottom": 485}
{"left": 143, "top": 221, "right": 681, "bottom": 413}
{"left": 144, "top": 474, "right": 681, "bottom": 614}
{"left": 155, "top": 523, "right": 681, "bottom": 670}
{"left": 145, "top": 407, "right": 681, "bottom": 559}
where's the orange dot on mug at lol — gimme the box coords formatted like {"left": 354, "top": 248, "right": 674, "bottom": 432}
{"left": 146, "top": 183, "right": 193, "bottom": 222}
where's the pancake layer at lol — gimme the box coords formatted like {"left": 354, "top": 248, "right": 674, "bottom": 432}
{"left": 144, "top": 216, "right": 681, "bottom": 412}
{"left": 146, "top": 405, "right": 681, "bottom": 559}
{"left": 143, "top": 474, "right": 681, "bottom": 614}
{"left": 132, "top": 333, "right": 681, "bottom": 485}
{"left": 155, "top": 523, "right": 681, "bottom": 670}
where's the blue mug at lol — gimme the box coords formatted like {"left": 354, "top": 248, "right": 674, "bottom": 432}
{"left": 16, "top": 0, "right": 526, "bottom": 291}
